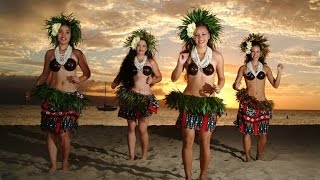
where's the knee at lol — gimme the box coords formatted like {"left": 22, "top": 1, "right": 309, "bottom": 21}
{"left": 138, "top": 126, "right": 148, "bottom": 135}
{"left": 127, "top": 127, "right": 136, "bottom": 134}
{"left": 183, "top": 137, "right": 194, "bottom": 149}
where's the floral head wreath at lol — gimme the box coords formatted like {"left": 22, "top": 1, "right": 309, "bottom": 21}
{"left": 45, "top": 13, "right": 82, "bottom": 47}
{"left": 178, "top": 8, "right": 222, "bottom": 47}
{"left": 240, "top": 33, "right": 270, "bottom": 59}
{"left": 124, "top": 29, "right": 158, "bottom": 56}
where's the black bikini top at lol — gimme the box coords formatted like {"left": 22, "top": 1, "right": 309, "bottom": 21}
{"left": 133, "top": 66, "right": 153, "bottom": 76}
{"left": 187, "top": 63, "right": 214, "bottom": 76}
{"left": 245, "top": 71, "right": 266, "bottom": 80}
{"left": 49, "top": 58, "right": 77, "bottom": 72}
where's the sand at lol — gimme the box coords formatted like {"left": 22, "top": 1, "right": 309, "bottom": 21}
{"left": 1, "top": 124, "right": 320, "bottom": 180}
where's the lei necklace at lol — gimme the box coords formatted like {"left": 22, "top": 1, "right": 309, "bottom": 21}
{"left": 134, "top": 55, "right": 148, "bottom": 72}
{"left": 191, "top": 46, "right": 212, "bottom": 68}
{"left": 54, "top": 45, "right": 72, "bottom": 65}
{"left": 247, "top": 61, "right": 263, "bottom": 76}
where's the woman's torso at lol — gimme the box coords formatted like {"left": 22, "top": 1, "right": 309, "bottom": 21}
{"left": 48, "top": 49, "right": 79, "bottom": 92}
{"left": 183, "top": 54, "right": 216, "bottom": 97}
{"left": 244, "top": 64, "right": 267, "bottom": 101}
{"left": 131, "top": 59, "right": 153, "bottom": 95}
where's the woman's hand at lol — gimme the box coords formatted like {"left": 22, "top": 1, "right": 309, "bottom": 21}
{"left": 277, "top": 63, "right": 284, "bottom": 73}
{"left": 146, "top": 76, "right": 153, "bottom": 85}
{"left": 111, "top": 82, "right": 118, "bottom": 89}
{"left": 67, "top": 76, "right": 80, "bottom": 84}
{"left": 178, "top": 51, "right": 189, "bottom": 65}
{"left": 212, "top": 84, "right": 221, "bottom": 94}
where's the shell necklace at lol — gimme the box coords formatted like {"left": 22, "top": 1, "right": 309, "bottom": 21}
{"left": 54, "top": 45, "right": 72, "bottom": 65}
{"left": 247, "top": 61, "right": 263, "bottom": 76}
{"left": 191, "top": 46, "right": 212, "bottom": 68}
{"left": 134, "top": 55, "right": 148, "bottom": 72}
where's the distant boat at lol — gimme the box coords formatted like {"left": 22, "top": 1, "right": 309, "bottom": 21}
{"left": 97, "top": 82, "right": 117, "bottom": 111}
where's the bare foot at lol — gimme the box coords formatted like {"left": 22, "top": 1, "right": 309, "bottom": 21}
{"left": 245, "top": 154, "right": 252, "bottom": 162}
{"left": 48, "top": 167, "right": 56, "bottom": 174}
{"left": 62, "top": 161, "right": 69, "bottom": 171}
{"left": 140, "top": 155, "right": 147, "bottom": 160}
{"left": 128, "top": 156, "right": 135, "bottom": 160}
{"left": 256, "top": 154, "right": 263, "bottom": 161}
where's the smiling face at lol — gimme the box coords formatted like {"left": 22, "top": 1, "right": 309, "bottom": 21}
{"left": 193, "top": 25, "right": 210, "bottom": 47}
{"left": 136, "top": 39, "right": 148, "bottom": 56}
{"left": 250, "top": 45, "right": 262, "bottom": 61}
{"left": 57, "top": 25, "right": 71, "bottom": 45}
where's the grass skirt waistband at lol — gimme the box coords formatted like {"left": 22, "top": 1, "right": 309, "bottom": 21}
{"left": 165, "top": 91, "right": 225, "bottom": 116}
{"left": 116, "top": 86, "right": 158, "bottom": 120}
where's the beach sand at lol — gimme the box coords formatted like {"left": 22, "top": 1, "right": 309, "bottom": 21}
{"left": 1, "top": 124, "right": 320, "bottom": 179}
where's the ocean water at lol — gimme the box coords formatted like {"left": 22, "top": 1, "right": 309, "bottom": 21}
{"left": 0, "top": 105, "right": 319, "bottom": 126}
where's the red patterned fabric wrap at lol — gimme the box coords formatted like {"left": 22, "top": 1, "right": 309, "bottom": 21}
{"left": 40, "top": 100, "right": 81, "bottom": 134}
{"left": 235, "top": 101, "right": 272, "bottom": 136}
{"left": 176, "top": 111, "right": 218, "bottom": 132}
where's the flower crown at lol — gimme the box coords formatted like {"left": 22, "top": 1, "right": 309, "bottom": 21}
{"left": 45, "top": 13, "right": 82, "bottom": 46}
{"left": 240, "top": 33, "right": 270, "bottom": 59}
{"left": 124, "top": 29, "right": 158, "bottom": 56}
{"left": 178, "top": 8, "right": 222, "bottom": 47}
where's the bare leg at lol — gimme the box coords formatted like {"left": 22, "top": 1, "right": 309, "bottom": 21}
{"left": 46, "top": 132, "right": 58, "bottom": 172}
{"left": 199, "top": 131, "right": 212, "bottom": 180}
{"left": 243, "top": 134, "right": 251, "bottom": 162}
{"left": 127, "top": 120, "right": 137, "bottom": 160}
{"left": 60, "top": 131, "right": 71, "bottom": 170}
{"left": 182, "top": 128, "right": 195, "bottom": 180}
{"left": 138, "top": 118, "right": 149, "bottom": 160}
{"left": 256, "top": 134, "right": 267, "bottom": 160}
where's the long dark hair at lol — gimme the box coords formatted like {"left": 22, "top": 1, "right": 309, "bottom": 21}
{"left": 245, "top": 41, "right": 266, "bottom": 64}
{"left": 116, "top": 40, "right": 154, "bottom": 89}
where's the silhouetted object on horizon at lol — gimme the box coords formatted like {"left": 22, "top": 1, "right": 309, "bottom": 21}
{"left": 97, "top": 82, "right": 117, "bottom": 111}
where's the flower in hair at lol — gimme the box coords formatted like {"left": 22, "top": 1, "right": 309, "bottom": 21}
{"left": 240, "top": 33, "right": 270, "bottom": 62}
{"left": 178, "top": 8, "right": 222, "bottom": 47}
{"left": 51, "top": 23, "right": 61, "bottom": 36}
{"left": 131, "top": 36, "right": 141, "bottom": 50}
{"left": 45, "top": 13, "right": 82, "bottom": 46}
{"left": 245, "top": 41, "right": 252, "bottom": 54}
{"left": 124, "top": 29, "right": 158, "bottom": 56}
{"left": 186, "top": 22, "right": 196, "bottom": 38}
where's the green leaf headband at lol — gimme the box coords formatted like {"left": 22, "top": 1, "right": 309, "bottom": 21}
{"left": 240, "top": 33, "right": 270, "bottom": 59}
{"left": 178, "top": 8, "right": 222, "bottom": 48}
{"left": 45, "top": 13, "right": 82, "bottom": 47}
{"left": 124, "top": 29, "right": 158, "bottom": 56}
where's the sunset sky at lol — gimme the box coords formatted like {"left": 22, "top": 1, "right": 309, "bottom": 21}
{"left": 0, "top": 0, "right": 320, "bottom": 110}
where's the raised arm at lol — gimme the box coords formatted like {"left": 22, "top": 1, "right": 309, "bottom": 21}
{"left": 266, "top": 63, "right": 284, "bottom": 88}
{"left": 171, "top": 51, "right": 189, "bottom": 82}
